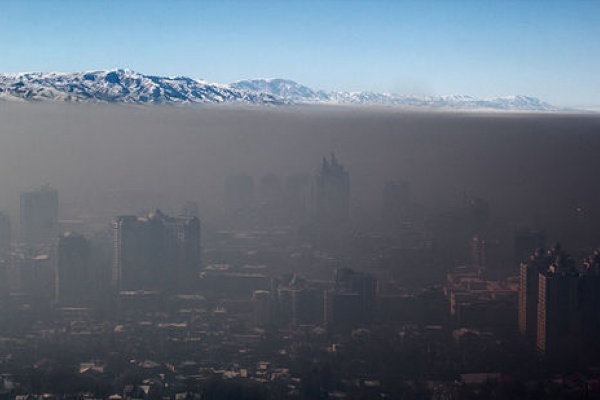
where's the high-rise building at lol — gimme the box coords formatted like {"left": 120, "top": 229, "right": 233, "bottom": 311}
{"left": 519, "top": 244, "right": 600, "bottom": 358}
{"left": 314, "top": 154, "right": 350, "bottom": 226}
{"left": 112, "top": 210, "right": 201, "bottom": 293}
{"left": 536, "top": 249, "right": 600, "bottom": 358}
{"left": 518, "top": 247, "right": 555, "bottom": 343}
{"left": 20, "top": 186, "right": 58, "bottom": 245}
{"left": 56, "top": 232, "right": 92, "bottom": 307}
{"left": 536, "top": 261, "right": 579, "bottom": 357}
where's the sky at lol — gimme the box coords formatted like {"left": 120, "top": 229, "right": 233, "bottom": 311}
{"left": 0, "top": 0, "right": 598, "bottom": 107}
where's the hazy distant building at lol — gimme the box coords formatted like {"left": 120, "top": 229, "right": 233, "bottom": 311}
{"left": 0, "top": 212, "right": 10, "bottom": 256}
{"left": 314, "top": 154, "right": 350, "bottom": 226}
{"left": 20, "top": 186, "right": 58, "bottom": 245}
{"left": 112, "top": 210, "right": 201, "bottom": 293}
{"left": 56, "top": 232, "right": 92, "bottom": 307}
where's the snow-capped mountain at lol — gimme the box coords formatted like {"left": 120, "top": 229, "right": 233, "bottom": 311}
{"left": 0, "top": 69, "right": 558, "bottom": 111}
{"left": 230, "top": 78, "right": 324, "bottom": 103}
{"left": 0, "top": 69, "right": 283, "bottom": 105}
{"left": 232, "top": 79, "right": 557, "bottom": 111}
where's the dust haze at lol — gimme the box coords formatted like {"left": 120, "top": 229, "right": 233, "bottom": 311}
{"left": 1, "top": 102, "right": 599, "bottom": 238}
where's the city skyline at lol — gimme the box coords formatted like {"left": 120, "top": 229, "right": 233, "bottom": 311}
{"left": 0, "top": 1, "right": 598, "bottom": 107}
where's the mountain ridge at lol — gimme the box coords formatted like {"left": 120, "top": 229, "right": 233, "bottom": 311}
{"left": 0, "top": 69, "right": 560, "bottom": 111}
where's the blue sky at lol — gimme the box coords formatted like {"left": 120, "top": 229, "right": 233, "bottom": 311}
{"left": 0, "top": 0, "right": 598, "bottom": 106}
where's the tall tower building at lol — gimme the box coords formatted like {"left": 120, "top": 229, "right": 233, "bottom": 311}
{"left": 174, "top": 216, "right": 202, "bottom": 292}
{"left": 112, "top": 215, "right": 146, "bottom": 291}
{"left": 56, "top": 232, "right": 91, "bottom": 307}
{"left": 314, "top": 154, "right": 350, "bottom": 225}
{"left": 20, "top": 186, "right": 58, "bottom": 246}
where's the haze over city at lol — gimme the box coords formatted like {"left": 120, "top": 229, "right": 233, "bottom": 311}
{"left": 0, "top": 1, "right": 599, "bottom": 399}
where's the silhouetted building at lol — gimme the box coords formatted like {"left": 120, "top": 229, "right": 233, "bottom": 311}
{"left": 519, "top": 244, "right": 600, "bottom": 358}
{"left": 536, "top": 255, "right": 579, "bottom": 357}
{"left": 537, "top": 249, "right": 600, "bottom": 358}
{"left": 20, "top": 186, "right": 58, "bottom": 245}
{"left": 315, "top": 154, "right": 350, "bottom": 226}
{"left": 112, "top": 210, "right": 201, "bottom": 293}
{"left": 56, "top": 232, "right": 92, "bottom": 307}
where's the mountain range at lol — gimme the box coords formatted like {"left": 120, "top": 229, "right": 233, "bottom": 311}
{"left": 0, "top": 69, "right": 559, "bottom": 111}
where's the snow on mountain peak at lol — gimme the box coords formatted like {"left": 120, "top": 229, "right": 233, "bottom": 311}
{"left": 0, "top": 69, "right": 283, "bottom": 105}
{"left": 0, "top": 69, "right": 559, "bottom": 111}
